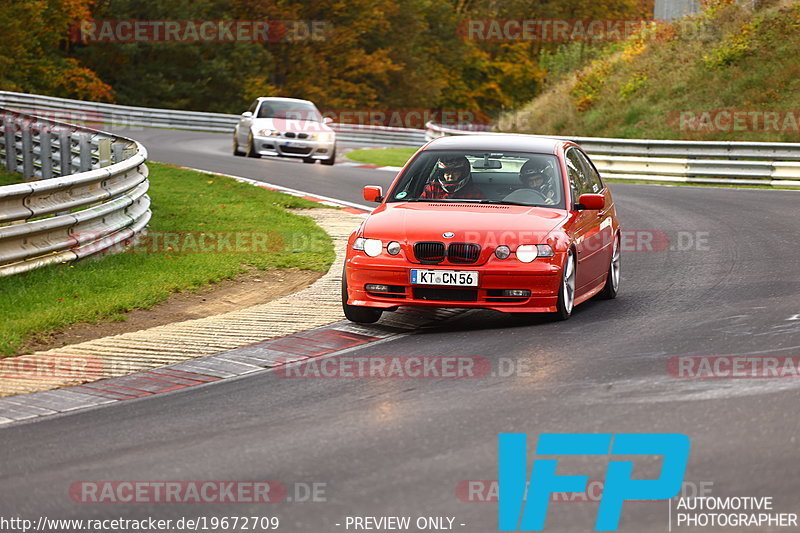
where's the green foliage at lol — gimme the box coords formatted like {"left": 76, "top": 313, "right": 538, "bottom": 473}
{"left": 540, "top": 42, "right": 611, "bottom": 83}
{"left": 619, "top": 72, "right": 648, "bottom": 99}
{"left": 498, "top": 0, "right": 800, "bottom": 142}
{"left": 570, "top": 59, "right": 613, "bottom": 112}
{"left": 1, "top": 0, "right": 652, "bottom": 120}
{"left": 703, "top": 20, "right": 757, "bottom": 67}
{"left": 0, "top": 0, "right": 113, "bottom": 100}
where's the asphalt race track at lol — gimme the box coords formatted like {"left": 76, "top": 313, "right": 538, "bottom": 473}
{"left": 1, "top": 128, "right": 799, "bottom": 532}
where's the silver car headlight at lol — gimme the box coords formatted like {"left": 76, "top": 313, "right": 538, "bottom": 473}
{"left": 314, "top": 132, "right": 334, "bottom": 142}
{"left": 258, "top": 129, "right": 281, "bottom": 137}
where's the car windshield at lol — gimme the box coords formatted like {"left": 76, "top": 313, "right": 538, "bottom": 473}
{"left": 257, "top": 100, "right": 322, "bottom": 122}
{"left": 387, "top": 150, "right": 565, "bottom": 209}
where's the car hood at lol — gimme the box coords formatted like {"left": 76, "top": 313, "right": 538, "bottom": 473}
{"left": 250, "top": 117, "right": 333, "bottom": 134}
{"left": 362, "top": 202, "right": 567, "bottom": 245}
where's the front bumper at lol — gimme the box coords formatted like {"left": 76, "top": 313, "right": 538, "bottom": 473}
{"left": 345, "top": 254, "right": 564, "bottom": 313}
{"left": 252, "top": 134, "right": 335, "bottom": 160}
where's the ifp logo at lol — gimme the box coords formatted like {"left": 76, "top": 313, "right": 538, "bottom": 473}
{"left": 498, "top": 433, "right": 690, "bottom": 531}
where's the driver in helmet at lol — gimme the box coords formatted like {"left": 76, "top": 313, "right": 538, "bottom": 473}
{"left": 518, "top": 158, "right": 557, "bottom": 204}
{"left": 421, "top": 156, "right": 483, "bottom": 200}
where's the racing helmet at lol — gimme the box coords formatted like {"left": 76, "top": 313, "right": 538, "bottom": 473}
{"left": 436, "top": 156, "right": 471, "bottom": 193}
{"left": 519, "top": 158, "right": 555, "bottom": 190}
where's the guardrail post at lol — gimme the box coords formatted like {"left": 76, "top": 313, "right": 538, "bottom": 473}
{"left": 3, "top": 115, "right": 14, "bottom": 172}
{"left": 112, "top": 141, "right": 124, "bottom": 163}
{"left": 98, "top": 138, "right": 112, "bottom": 167}
{"left": 59, "top": 129, "right": 71, "bottom": 176}
{"left": 40, "top": 127, "right": 52, "bottom": 179}
{"left": 79, "top": 132, "right": 91, "bottom": 172}
{"left": 21, "top": 122, "right": 34, "bottom": 180}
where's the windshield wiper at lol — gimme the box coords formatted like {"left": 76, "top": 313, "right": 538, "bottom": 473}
{"left": 478, "top": 200, "right": 532, "bottom": 206}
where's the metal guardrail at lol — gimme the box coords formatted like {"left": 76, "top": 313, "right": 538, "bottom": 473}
{"left": 0, "top": 108, "right": 151, "bottom": 276}
{"left": 425, "top": 122, "right": 800, "bottom": 188}
{"left": 4, "top": 91, "right": 798, "bottom": 187}
{"left": 0, "top": 91, "right": 426, "bottom": 147}
{"left": 332, "top": 123, "right": 426, "bottom": 147}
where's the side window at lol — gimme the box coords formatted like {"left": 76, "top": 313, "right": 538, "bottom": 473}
{"left": 565, "top": 149, "right": 588, "bottom": 202}
{"left": 575, "top": 149, "right": 604, "bottom": 193}
{"left": 248, "top": 100, "right": 258, "bottom": 114}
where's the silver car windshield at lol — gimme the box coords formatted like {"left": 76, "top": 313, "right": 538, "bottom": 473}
{"left": 387, "top": 150, "right": 565, "bottom": 209}
{"left": 257, "top": 100, "right": 322, "bottom": 122}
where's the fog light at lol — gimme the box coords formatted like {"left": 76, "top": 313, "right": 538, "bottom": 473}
{"left": 365, "top": 284, "right": 390, "bottom": 292}
{"left": 503, "top": 289, "right": 531, "bottom": 297}
{"left": 495, "top": 245, "right": 511, "bottom": 259}
{"left": 387, "top": 241, "right": 401, "bottom": 255}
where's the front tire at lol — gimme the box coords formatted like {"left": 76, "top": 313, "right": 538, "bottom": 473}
{"left": 233, "top": 132, "right": 245, "bottom": 156}
{"left": 341, "top": 268, "right": 382, "bottom": 324}
{"left": 246, "top": 133, "right": 261, "bottom": 158}
{"left": 597, "top": 233, "right": 620, "bottom": 300}
{"left": 553, "top": 249, "right": 576, "bottom": 321}
{"left": 322, "top": 145, "right": 336, "bottom": 166}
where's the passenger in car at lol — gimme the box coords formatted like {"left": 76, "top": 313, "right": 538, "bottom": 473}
{"left": 518, "top": 158, "right": 558, "bottom": 204}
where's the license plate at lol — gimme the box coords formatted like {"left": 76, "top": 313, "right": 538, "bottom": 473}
{"left": 410, "top": 269, "right": 478, "bottom": 287}
{"left": 282, "top": 141, "right": 304, "bottom": 148}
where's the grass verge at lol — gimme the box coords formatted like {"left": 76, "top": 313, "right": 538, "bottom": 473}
{"left": 0, "top": 162, "right": 335, "bottom": 356}
{"left": 0, "top": 171, "right": 23, "bottom": 187}
{"left": 347, "top": 147, "right": 417, "bottom": 167}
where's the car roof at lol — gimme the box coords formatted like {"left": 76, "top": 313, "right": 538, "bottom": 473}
{"left": 256, "top": 96, "right": 315, "bottom": 105}
{"left": 424, "top": 134, "right": 564, "bottom": 155}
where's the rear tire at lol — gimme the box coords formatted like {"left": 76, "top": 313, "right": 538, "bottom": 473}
{"left": 553, "top": 250, "right": 576, "bottom": 321}
{"left": 341, "top": 268, "right": 382, "bottom": 324}
{"left": 597, "top": 233, "right": 620, "bottom": 300}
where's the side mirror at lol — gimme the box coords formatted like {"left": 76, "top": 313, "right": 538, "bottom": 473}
{"left": 363, "top": 186, "right": 383, "bottom": 203}
{"left": 242, "top": 111, "right": 253, "bottom": 118}
{"left": 577, "top": 193, "right": 605, "bottom": 210}
{"left": 323, "top": 117, "right": 334, "bottom": 125}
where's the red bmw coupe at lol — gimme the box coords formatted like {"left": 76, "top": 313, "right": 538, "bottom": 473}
{"left": 342, "top": 135, "right": 621, "bottom": 323}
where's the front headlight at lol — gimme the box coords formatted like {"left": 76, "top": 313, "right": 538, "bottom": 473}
{"left": 536, "top": 244, "right": 555, "bottom": 257}
{"left": 516, "top": 245, "right": 538, "bottom": 263}
{"left": 257, "top": 129, "right": 281, "bottom": 137}
{"left": 314, "top": 132, "right": 334, "bottom": 142}
{"left": 353, "top": 237, "right": 383, "bottom": 257}
{"left": 363, "top": 239, "right": 383, "bottom": 257}
{"left": 495, "top": 245, "right": 511, "bottom": 259}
